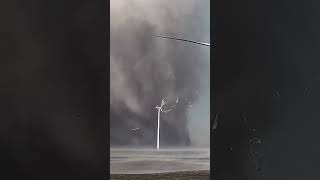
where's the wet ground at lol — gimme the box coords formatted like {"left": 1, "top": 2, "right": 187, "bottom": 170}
{"left": 110, "top": 148, "right": 210, "bottom": 174}
{"left": 110, "top": 170, "right": 210, "bottom": 180}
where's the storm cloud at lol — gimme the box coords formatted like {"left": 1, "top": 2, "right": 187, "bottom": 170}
{"left": 110, "top": 0, "right": 210, "bottom": 147}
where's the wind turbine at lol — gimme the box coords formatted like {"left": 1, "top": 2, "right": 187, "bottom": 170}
{"left": 155, "top": 97, "right": 192, "bottom": 150}
{"left": 152, "top": 35, "right": 207, "bottom": 150}
{"left": 155, "top": 98, "right": 166, "bottom": 150}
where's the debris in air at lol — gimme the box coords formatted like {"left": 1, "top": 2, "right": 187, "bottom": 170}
{"left": 273, "top": 88, "right": 280, "bottom": 97}
{"left": 212, "top": 113, "right": 219, "bottom": 131}
{"left": 304, "top": 87, "right": 309, "bottom": 95}
{"left": 249, "top": 137, "right": 262, "bottom": 145}
{"left": 243, "top": 114, "right": 264, "bottom": 175}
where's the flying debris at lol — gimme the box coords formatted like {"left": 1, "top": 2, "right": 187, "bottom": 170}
{"left": 273, "top": 88, "right": 280, "bottom": 97}
{"left": 243, "top": 114, "right": 264, "bottom": 174}
{"left": 162, "top": 108, "right": 173, "bottom": 113}
{"left": 154, "top": 35, "right": 210, "bottom": 46}
{"left": 212, "top": 113, "right": 219, "bottom": 131}
{"left": 160, "top": 98, "right": 166, "bottom": 107}
{"left": 249, "top": 137, "right": 262, "bottom": 145}
{"left": 159, "top": 98, "right": 175, "bottom": 113}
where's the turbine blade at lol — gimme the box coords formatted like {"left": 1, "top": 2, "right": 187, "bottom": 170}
{"left": 154, "top": 35, "right": 210, "bottom": 46}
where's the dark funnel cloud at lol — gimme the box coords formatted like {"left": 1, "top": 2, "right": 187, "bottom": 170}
{"left": 110, "top": 0, "right": 210, "bottom": 147}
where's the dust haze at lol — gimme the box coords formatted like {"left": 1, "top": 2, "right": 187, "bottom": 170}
{"left": 110, "top": 0, "right": 210, "bottom": 147}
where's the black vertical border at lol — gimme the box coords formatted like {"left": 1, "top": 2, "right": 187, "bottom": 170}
{"left": 210, "top": 0, "right": 215, "bottom": 179}
{"left": 0, "top": 0, "right": 110, "bottom": 179}
{"left": 105, "top": 0, "right": 110, "bottom": 178}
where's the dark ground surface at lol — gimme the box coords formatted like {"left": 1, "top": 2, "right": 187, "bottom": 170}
{"left": 111, "top": 170, "right": 210, "bottom": 180}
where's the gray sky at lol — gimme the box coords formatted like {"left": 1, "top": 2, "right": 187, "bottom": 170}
{"left": 110, "top": 0, "right": 210, "bottom": 147}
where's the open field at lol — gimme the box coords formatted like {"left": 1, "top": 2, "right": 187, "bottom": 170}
{"left": 110, "top": 148, "right": 210, "bottom": 175}
{"left": 110, "top": 170, "right": 210, "bottom": 180}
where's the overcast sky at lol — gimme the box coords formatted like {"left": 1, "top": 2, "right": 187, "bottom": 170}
{"left": 110, "top": 0, "right": 210, "bottom": 147}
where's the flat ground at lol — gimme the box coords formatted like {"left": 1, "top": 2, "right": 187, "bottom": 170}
{"left": 110, "top": 148, "right": 210, "bottom": 174}
{"left": 110, "top": 170, "right": 210, "bottom": 180}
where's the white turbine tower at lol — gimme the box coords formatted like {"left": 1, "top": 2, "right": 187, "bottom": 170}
{"left": 155, "top": 99, "right": 166, "bottom": 150}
